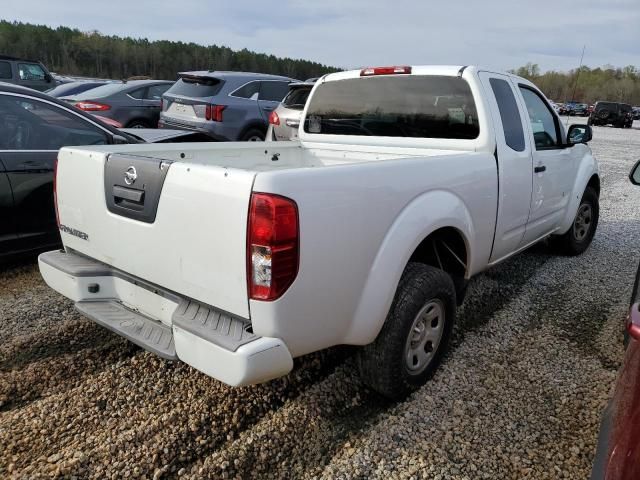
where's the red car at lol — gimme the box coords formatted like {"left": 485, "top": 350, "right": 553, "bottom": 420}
{"left": 591, "top": 160, "right": 640, "bottom": 480}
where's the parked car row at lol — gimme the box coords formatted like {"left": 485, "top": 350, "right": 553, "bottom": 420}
{"left": 0, "top": 83, "right": 215, "bottom": 259}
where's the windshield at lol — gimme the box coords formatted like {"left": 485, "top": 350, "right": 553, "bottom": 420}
{"left": 166, "top": 77, "right": 224, "bottom": 98}
{"left": 304, "top": 75, "right": 479, "bottom": 139}
{"left": 283, "top": 86, "right": 312, "bottom": 110}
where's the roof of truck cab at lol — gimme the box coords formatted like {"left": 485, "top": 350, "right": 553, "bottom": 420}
{"left": 322, "top": 65, "right": 467, "bottom": 82}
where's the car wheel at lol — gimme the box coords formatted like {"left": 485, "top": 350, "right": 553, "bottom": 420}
{"left": 551, "top": 187, "right": 599, "bottom": 256}
{"left": 357, "top": 263, "right": 456, "bottom": 399}
{"left": 240, "top": 129, "right": 265, "bottom": 142}
{"left": 127, "top": 120, "right": 150, "bottom": 129}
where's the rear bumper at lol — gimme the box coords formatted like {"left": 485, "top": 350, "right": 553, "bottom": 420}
{"left": 158, "top": 117, "right": 230, "bottom": 141}
{"left": 38, "top": 250, "right": 293, "bottom": 386}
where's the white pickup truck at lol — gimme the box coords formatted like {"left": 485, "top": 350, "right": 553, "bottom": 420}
{"left": 39, "top": 65, "right": 599, "bottom": 398}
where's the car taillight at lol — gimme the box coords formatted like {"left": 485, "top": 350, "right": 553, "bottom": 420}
{"left": 247, "top": 192, "right": 299, "bottom": 301}
{"left": 269, "top": 110, "right": 280, "bottom": 126}
{"left": 628, "top": 303, "right": 640, "bottom": 341}
{"left": 53, "top": 156, "right": 60, "bottom": 227}
{"left": 75, "top": 101, "right": 111, "bottom": 111}
{"left": 360, "top": 66, "right": 412, "bottom": 76}
{"left": 205, "top": 104, "right": 226, "bottom": 122}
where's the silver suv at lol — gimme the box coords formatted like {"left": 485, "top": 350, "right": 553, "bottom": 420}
{"left": 159, "top": 71, "right": 296, "bottom": 141}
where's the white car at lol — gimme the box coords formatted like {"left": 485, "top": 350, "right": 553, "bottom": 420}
{"left": 39, "top": 65, "right": 599, "bottom": 399}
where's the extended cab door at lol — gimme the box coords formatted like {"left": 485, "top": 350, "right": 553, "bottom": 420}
{"left": 516, "top": 85, "right": 575, "bottom": 246}
{"left": 478, "top": 72, "right": 533, "bottom": 262}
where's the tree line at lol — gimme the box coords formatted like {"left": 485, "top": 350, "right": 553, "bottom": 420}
{"left": 0, "top": 20, "right": 340, "bottom": 81}
{"left": 512, "top": 62, "right": 640, "bottom": 105}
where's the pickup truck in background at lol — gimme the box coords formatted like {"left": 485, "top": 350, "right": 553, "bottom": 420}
{"left": 39, "top": 65, "right": 600, "bottom": 399}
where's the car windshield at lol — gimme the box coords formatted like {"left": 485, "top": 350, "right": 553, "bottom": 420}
{"left": 304, "top": 75, "right": 480, "bottom": 139}
{"left": 283, "top": 86, "right": 312, "bottom": 110}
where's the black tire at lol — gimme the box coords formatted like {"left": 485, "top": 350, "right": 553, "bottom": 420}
{"left": 240, "top": 128, "right": 265, "bottom": 142}
{"left": 551, "top": 186, "right": 599, "bottom": 256}
{"left": 598, "top": 109, "right": 610, "bottom": 120}
{"left": 126, "top": 119, "right": 150, "bottom": 128}
{"left": 357, "top": 263, "right": 456, "bottom": 399}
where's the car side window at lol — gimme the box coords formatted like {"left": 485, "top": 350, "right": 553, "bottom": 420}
{"left": 18, "top": 63, "right": 46, "bottom": 81}
{"left": 519, "top": 87, "right": 558, "bottom": 149}
{"left": 259, "top": 81, "right": 290, "bottom": 102}
{"left": 128, "top": 88, "right": 146, "bottom": 100}
{"left": 490, "top": 78, "right": 525, "bottom": 152}
{"left": 146, "top": 84, "right": 170, "bottom": 100}
{"left": 0, "top": 95, "right": 109, "bottom": 150}
{"left": 231, "top": 81, "right": 260, "bottom": 99}
{"left": 0, "top": 61, "right": 12, "bottom": 79}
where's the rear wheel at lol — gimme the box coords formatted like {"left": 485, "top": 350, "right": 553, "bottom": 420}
{"left": 240, "top": 129, "right": 265, "bottom": 142}
{"left": 126, "top": 120, "right": 150, "bottom": 129}
{"left": 551, "top": 187, "right": 599, "bottom": 256}
{"left": 357, "top": 263, "right": 456, "bottom": 399}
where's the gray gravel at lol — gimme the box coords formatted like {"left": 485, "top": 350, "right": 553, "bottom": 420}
{"left": 1, "top": 121, "right": 639, "bottom": 479}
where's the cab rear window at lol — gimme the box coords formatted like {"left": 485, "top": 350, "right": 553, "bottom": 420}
{"left": 304, "top": 75, "right": 479, "bottom": 139}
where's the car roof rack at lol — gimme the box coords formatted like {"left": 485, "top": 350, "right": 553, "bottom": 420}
{"left": 0, "top": 54, "right": 40, "bottom": 63}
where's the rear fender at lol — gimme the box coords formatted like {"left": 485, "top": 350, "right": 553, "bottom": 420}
{"left": 344, "top": 190, "right": 474, "bottom": 345}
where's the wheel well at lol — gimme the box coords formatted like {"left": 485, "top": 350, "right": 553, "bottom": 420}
{"left": 126, "top": 118, "right": 150, "bottom": 127}
{"left": 408, "top": 227, "right": 468, "bottom": 303}
{"left": 238, "top": 122, "right": 267, "bottom": 140}
{"left": 587, "top": 174, "right": 600, "bottom": 197}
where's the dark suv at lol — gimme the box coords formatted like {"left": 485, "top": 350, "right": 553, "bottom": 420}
{"left": 0, "top": 55, "right": 55, "bottom": 91}
{"left": 159, "top": 71, "right": 296, "bottom": 141}
{"left": 588, "top": 101, "right": 634, "bottom": 128}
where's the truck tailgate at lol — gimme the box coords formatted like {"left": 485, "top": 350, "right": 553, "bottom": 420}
{"left": 56, "top": 148, "right": 255, "bottom": 319}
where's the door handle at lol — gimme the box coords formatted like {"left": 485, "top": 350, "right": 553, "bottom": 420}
{"left": 534, "top": 165, "right": 546, "bottom": 173}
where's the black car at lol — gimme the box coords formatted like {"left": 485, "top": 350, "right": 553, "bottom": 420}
{"left": 0, "top": 83, "right": 213, "bottom": 260}
{"left": 588, "top": 101, "right": 634, "bottom": 128}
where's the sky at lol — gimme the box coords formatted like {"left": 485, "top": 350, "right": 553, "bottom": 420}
{"left": 3, "top": 0, "right": 639, "bottom": 72}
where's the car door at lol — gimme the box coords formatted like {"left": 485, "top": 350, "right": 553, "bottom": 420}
{"left": 0, "top": 92, "right": 110, "bottom": 252}
{"left": 478, "top": 72, "right": 534, "bottom": 263}
{"left": 516, "top": 84, "right": 575, "bottom": 247}
{"left": 0, "top": 157, "right": 19, "bottom": 256}
{"left": 16, "top": 62, "right": 53, "bottom": 91}
{"left": 257, "top": 81, "right": 290, "bottom": 122}
{"left": 141, "top": 83, "right": 171, "bottom": 127}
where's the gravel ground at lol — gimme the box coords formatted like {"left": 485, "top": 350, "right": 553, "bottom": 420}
{"left": 1, "top": 120, "right": 640, "bottom": 479}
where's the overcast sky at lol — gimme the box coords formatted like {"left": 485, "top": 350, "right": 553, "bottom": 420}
{"left": 3, "top": 0, "right": 639, "bottom": 72}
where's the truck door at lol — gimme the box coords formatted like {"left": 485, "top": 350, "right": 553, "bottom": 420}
{"left": 478, "top": 72, "right": 533, "bottom": 263}
{"left": 515, "top": 85, "right": 575, "bottom": 246}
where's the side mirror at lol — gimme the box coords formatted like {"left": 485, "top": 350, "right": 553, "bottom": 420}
{"left": 630, "top": 160, "right": 640, "bottom": 186}
{"left": 44, "top": 73, "right": 53, "bottom": 83}
{"left": 567, "top": 124, "right": 592, "bottom": 144}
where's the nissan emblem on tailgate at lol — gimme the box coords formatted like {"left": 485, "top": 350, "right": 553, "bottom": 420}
{"left": 124, "top": 166, "right": 137, "bottom": 185}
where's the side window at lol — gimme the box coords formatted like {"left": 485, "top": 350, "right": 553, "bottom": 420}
{"left": 489, "top": 78, "right": 525, "bottom": 152}
{"left": 259, "top": 81, "right": 290, "bottom": 102}
{"left": 145, "top": 84, "right": 171, "bottom": 100}
{"left": 519, "top": 87, "right": 558, "bottom": 149}
{"left": 0, "top": 96, "right": 108, "bottom": 150}
{"left": 0, "top": 61, "right": 12, "bottom": 79}
{"left": 128, "top": 88, "right": 146, "bottom": 100}
{"left": 231, "top": 81, "right": 260, "bottom": 99}
{"left": 18, "top": 63, "right": 46, "bottom": 81}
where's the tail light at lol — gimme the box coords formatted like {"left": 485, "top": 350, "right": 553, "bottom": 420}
{"left": 628, "top": 303, "right": 640, "bottom": 341}
{"left": 269, "top": 111, "right": 280, "bottom": 126}
{"left": 247, "top": 193, "right": 299, "bottom": 301}
{"left": 75, "top": 101, "right": 111, "bottom": 112}
{"left": 205, "top": 104, "right": 226, "bottom": 122}
{"left": 360, "top": 66, "right": 412, "bottom": 76}
{"left": 53, "top": 157, "right": 60, "bottom": 227}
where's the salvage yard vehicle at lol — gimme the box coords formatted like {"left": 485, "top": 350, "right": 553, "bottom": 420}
{"left": 0, "top": 83, "right": 214, "bottom": 259}
{"left": 159, "top": 71, "right": 296, "bottom": 141}
{"left": 588, "top": 101, "right": 634, "bottom": 128}
{"left": 39, "top": 65, "right": 600, "bottom": 398}
{"left": 266, "top": 80, "right": 316, "bottom": 141}
{"left": 62, "top": 80, "right": 173, "bottom": 128}
{"left": 591, "top": 162, "right": 640, "bottom": 480}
